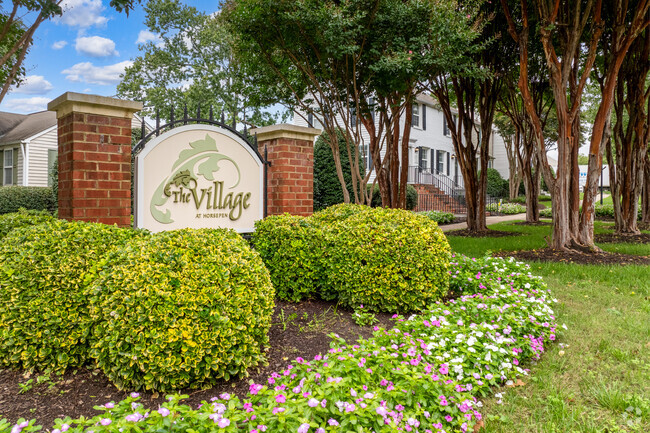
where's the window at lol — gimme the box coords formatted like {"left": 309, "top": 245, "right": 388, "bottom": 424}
{"left": 436, "top": 150, "right": 444, "bottom": 173}
{"left": 360, "top": 143, "right": 373, "bottom": 172}
{"left": 48, "top": 149, "right": 57, "bottom": 187}
{"left": 443, "top": 115, "right": 456, "bottom": 137}
{"left": 3, "top": 149, "right": 14, "bottom": 186}
{"left": 307, "top": 113, "right": 314, "bottom": 128}
{"left": 412, "top": 104, "right": 420, "bottom": 128}
{"left": 417, "top": 146, "right": 428, "bottom": 170}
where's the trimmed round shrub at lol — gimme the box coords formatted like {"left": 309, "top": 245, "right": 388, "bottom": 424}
{"left": 0, "top": 186, "right": 56, "bottom": 214}
{"left": 0, "top": 208, "right": 55, "bottom": 239}
{"left": 0, "top": 220, "right": 141, "bottom": 372}
{"left": 321, "top": 207, "right": 450, "bottom": 312}
{"left": 89, "top": 229, "right": 274, "bottom": 391}
{"left": 310, "top": 202, "right": 372, "bottom": 223}
{"left": 418, "top": 210, "right": 455, "bottom": 224}
{"left": 253, "top": 215, "right": 322, "bottom": 301}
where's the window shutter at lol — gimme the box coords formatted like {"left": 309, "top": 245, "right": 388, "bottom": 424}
{"left": 418, "top": 147, "right": 425, "bottom": 170}
{"left": 429, "top": 149, "right": 434, "bottom": 172}
{"left": 422, "top": 105, "right": 426, "bottom": 130}
{"left": 443, "top": 116, "right": 448, "bottom": 136}
{"left": 307, "top": 113, "right": 313, "bottom": 128}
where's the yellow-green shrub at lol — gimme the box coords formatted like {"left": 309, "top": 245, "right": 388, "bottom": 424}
{"left": 0, "top": 208, "right": 55, "bottom": 239}
{"left": 322, "top": 207, "right": 451, "bottom": 312}
{"left": 0, "top": 220, "right": 141, "bottom": 371}
{"left": 252, "top": 215, "right": 322, "bottom": 301}
{"left": 89, "top": 229, "right": 274, "bottom": 391}
{"left": 253, "top": 204, "right": 451, "bottom": 312}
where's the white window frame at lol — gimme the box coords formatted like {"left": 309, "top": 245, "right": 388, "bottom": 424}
{"left": 412, "top": 103, "right": 420, "bottom": 128}
{"left": 3, "top": 148, "right": 14, "bottom": 186}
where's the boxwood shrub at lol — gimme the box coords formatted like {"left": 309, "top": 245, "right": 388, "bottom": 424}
{"left": 322, "top": 207, "right": 450, "bottom": 312}
{"left": 254, "top": 204, "right": 451, "bottom": 312}
{"left": 0, "top": 220, "right": 141, "bottom": 372}
{"left": 0, "top": 208, "right": 54, "bottom": 239}
{"left": 0, "top": 186, "right": 56, "bottom": 214}
{"left": 89, "top": 229, "right": 274, "bottom": 391}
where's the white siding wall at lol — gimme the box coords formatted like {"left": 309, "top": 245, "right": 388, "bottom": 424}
{"left": 491, "top": 131, "right": 510, "bottom": 179}
{"left": 27, "top": 128, "right": 58, "bottom": 187}
{"left": 292, "top": 98, "right": 493, "bottom": 185}
{"left": 16, "top": 146, "right": 23, "bottom": 186}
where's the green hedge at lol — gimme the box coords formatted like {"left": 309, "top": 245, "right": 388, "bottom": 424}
{"left": 249, "top": 214, "right": 322, "bottom": 301}
{"left": 0, "top": 186, "right": 56, "bottom": 214}
{"left": 0, "top": 208, "right": 54, "bottom": 239}
{"left": 486, "top": 168, "right": 508, "bottom": 198}
{"left": 322, "top": 207, "right": 450, "bottom": 312}
{"left": 0, "top": 220, "right": 141, "bottom": 372}
{"left": 254, "top": 204, "right": 451, "bottom": 312}
{"left": 90, "top": 229, "right": 274, "bottom": 391}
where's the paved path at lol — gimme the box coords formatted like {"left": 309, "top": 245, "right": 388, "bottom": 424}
{"left": 440, "top": 213, "right": 528, "bottom": 232}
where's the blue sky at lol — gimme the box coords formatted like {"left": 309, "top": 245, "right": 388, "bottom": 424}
{"left": 0, "top": 0, "right": 217, "bottom": 114}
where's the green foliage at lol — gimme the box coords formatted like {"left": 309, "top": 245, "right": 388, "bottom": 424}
{"left": 322, "top": 207, "right": 450, "bottom": 312}
{"left": 90, "top": 229, "right": 274, "bottom": 391}
{"left": 367, "top": 184, "right": 419, "bottom": 210}
{"left": 538, "top": 204, "right": 641, "bottom": 220}
{"left": 0, "top": 220, "right": 140, "bottom": 372}
{"left": 252, "top": 215, "right": 322, "bottom": 302}
{"left": 0, "top": 186, "right": 56, "bottom": 214}
{"left": 485, "top": 168, "right": 509, "bottom": 198}
{"left": 49, "top": 156, "right": 58, "bottom": 205}
{"left": 117, "top": 0, "right": 281, "bottom": 127}
{"left": 254, "top": 204, "right": 451, "bottom": 312}
{"left": 486, "top": 202, "right": 526, "bottom": 214}
{"left": 0, "top": 208, "right": 54, "bottom": 239}
{"left": 313, "top": 130, "right": 365, "bottom": 211}
{"left": 418, "top": 210, "right": 456, "bottom": 224}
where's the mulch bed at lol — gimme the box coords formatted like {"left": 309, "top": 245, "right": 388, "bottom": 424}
{"left": 445, "top": 229, "right": 522, "bottom": 238}
{"left": 513, "top": 221, "right": 552, "bottom": 226}
{"left": 494, "top": 248, "right": 650, "bottom": 265}
{"left": 595, "top": 233, "right": 650, "bottom": 244}
{"left": 0, "top": 300, "right": 393, "bottom": 427}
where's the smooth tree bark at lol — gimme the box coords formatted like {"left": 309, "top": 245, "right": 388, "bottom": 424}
{"left": 607, "top": 25, "right": 650, "bottom": 235}
{"left": 502, "top": 0, "right": 613, "bottom": 251}
{"left": 642, "top": 153, "right": 650, "bottom": 225}
{"left": 578, "top": 0, "right": 650, "bottom": 244}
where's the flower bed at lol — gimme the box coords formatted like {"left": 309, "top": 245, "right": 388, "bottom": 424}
{"left": 418, "top": 210, "right": 456, "bottom": 225}
{"left": 2, "top": 257, "right": 560, "bottom": 433}
{"left": 486, "top": 202, "right": 526, "bottom": 215}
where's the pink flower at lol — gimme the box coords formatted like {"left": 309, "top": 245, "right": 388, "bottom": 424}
{"left": 275, "top": 394, "right": 286, "bottom": 404}
{"left": 218, "top": 418, "right": 230, "bottom": 428}
{"left": 250, "top": 383, "right": 263, "bottom": 395}
{"left": 297, "top": 423, "right": 310, "bottom": 433}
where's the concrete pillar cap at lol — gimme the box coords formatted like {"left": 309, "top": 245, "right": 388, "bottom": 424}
{"left": 48, "top": 92, "right": 143, "bottom": 119}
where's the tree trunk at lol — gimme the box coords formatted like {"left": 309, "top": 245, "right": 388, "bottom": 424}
{"left": 642, "top": 154, "right": 650, "bottom": 225}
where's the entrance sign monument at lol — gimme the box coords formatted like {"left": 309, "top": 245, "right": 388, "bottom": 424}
{"left": 135, "top": 125, "right": 264, "bottom": 233}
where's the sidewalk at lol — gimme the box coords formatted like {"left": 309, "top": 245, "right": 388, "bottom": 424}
{"left": 439, "top": 213, "right": 528, "bottom": 232}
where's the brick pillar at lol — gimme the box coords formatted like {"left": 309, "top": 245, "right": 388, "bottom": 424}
{"left": 253, "top": 124, "right": 321, "bottom": 216}
{"left": 48, "top": 92, "right": 143, "bottom": 226}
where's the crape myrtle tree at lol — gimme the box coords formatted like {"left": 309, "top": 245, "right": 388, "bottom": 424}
{"left": 605, "top": 12, "right": 650, "bottom": 235}
{"left": 222, "top": 0, "right": 482, "bottom": 208}
{"left": 0, "top": 0, "right": 138, "bottom": 103}
{"left": 501, "top": 0, "right": 650, "bottom": 251}
{"left": 117, "top": 0, "right": 281, "bottom": 128}
{"left": 427, "top": 7, "right": 515, "bottom": 232}
{"left": 496, "top": 55, "right": 557, "bottom": 223}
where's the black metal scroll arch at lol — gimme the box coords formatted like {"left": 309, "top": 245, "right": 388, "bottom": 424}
{"left": 132, "top": 105, "right": 270, "bottom": 217}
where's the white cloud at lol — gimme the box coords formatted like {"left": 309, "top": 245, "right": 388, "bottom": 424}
{"left": 52, "top": 40, "right": 68, "bottom": 50}
{"left": 75, "top": 36, "right": 118, "bottom": 57}
{"left": 55, "top": 0, "right": 108, "bottom": 28}
{"left": 10, "top": 75, "right": 54, "bottom": 95}
{"left": 3, "top": 97, "right": 52, "bottom": 113}
{"left": 62, "top": 60, "right": 133, "bottom": 85}
{"left": 136, "top": 30, "right": 162, "bottom": 45}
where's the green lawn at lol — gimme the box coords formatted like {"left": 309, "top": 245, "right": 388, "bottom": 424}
{"left": 446, "top": 222, "right": 650, "bottom": 433}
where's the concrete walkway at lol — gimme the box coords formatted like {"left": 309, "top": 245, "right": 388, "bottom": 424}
{"left": 440, "top": 213, "right": 528, "bottom": 232}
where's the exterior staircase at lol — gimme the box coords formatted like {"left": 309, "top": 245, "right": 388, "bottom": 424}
{"left": 413, "top": 183, "right": 467, "bottom": 214}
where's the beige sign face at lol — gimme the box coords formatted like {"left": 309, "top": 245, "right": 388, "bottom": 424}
{"left": 135, "top": 124, "right": 263, "bottom": 232}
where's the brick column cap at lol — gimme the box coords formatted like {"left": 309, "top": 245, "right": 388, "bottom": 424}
{"left": 47, "top": 92, "right": 143, "bottom": 119}
{"left": 252, "top": 124, "right": 321, "bottom": 143}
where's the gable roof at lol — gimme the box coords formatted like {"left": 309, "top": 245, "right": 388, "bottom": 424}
{"left": 0, "top": 110, "right": 57, "bottom": 145}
